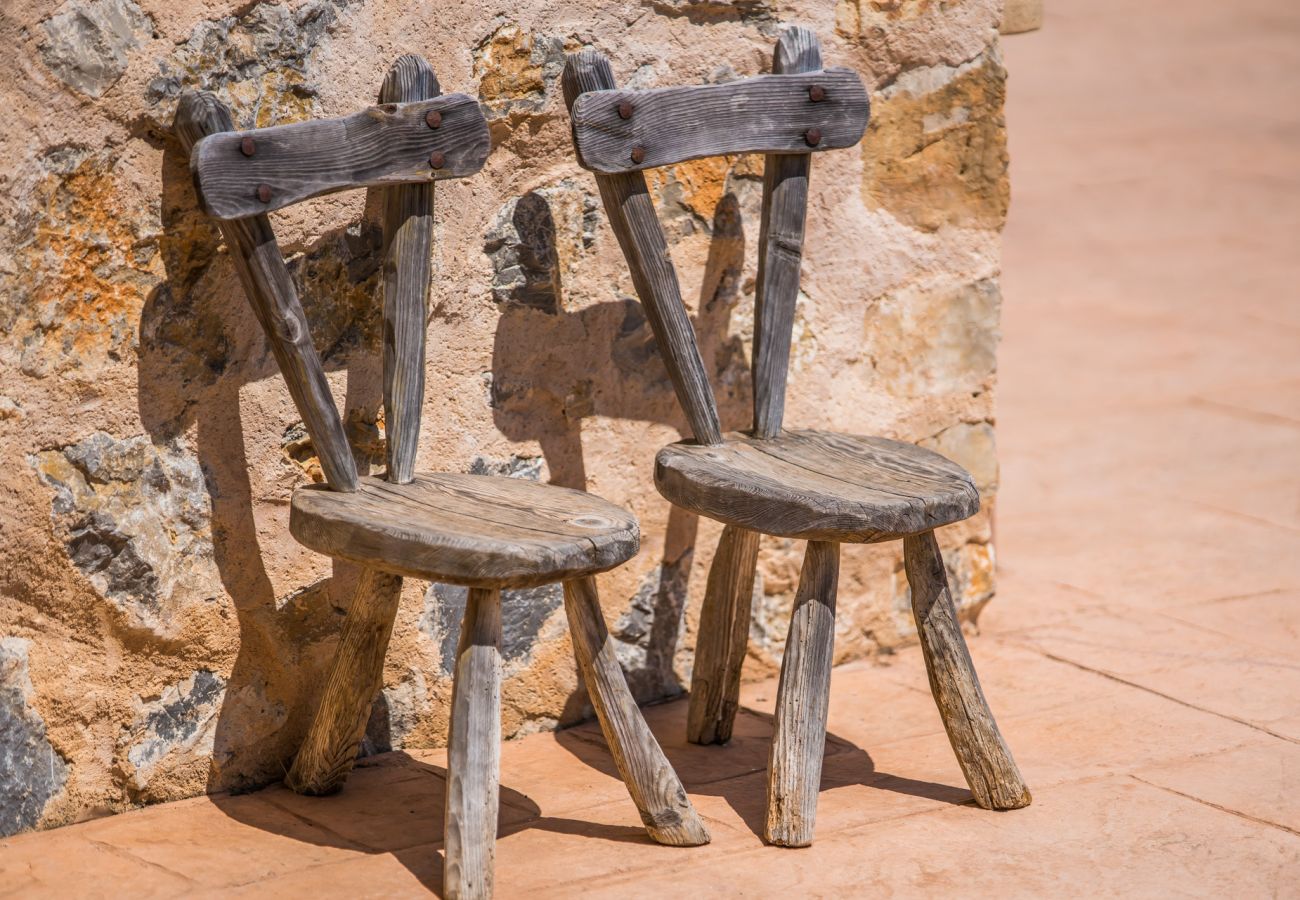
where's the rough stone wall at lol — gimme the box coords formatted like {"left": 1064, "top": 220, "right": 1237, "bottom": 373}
{"left": 0, "top": 0, "right": 1008, "bottom": 833}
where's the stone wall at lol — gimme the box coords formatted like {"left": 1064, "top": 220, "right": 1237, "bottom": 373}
{"left": 0, "top": 0, "right": 1009, "bottom": 833}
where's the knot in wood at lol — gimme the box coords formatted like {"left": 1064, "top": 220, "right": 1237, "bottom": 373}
{"left": 428, "top": 151, "right": 445, "bottom": 169}
{"left": 808, "top": 84, "right": 827, "bottom": 103}
{"left": 617, "top": 101, "right": 633, "bottom": 120}
{"left": 425, "top": 109, "right": 442, "bottom": 129}
{"left": 239, "top": 136, "right": 256, "bottom": 157}
{"left": 804, "top": 127, "right": 822, "bottom": 147}
{"left": 630, "top": 145, "right": 646, "bottom": 164}
{"left": 255, "top": 183, "right": 272, "bottom": 203}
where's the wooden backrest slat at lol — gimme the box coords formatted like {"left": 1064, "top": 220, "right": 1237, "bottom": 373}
{"left": 563, "top": 51, "right": 724, "bottom": 446}
{"left": 191, "top": 94, "right": 490, "bottom": 220}
{"left": 569, "top": 68, "right": 867, "bottom": 175}
{"left": 378, "top": 55, "right": 439, "bottom": 484}
{"left": 752, "top": 27, "right": 822, "bottom": 439}
{"left": 174, "top": 92, "right": 360, "bottom": 492}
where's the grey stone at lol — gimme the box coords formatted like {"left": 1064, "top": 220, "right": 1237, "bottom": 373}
{"left": 143, "top": 0, "right": 352, "bottom": 129}
{"left": 119, "top": 669, "right": 225, "bottom": 793}
{"left": 361, "top": 669, "right": 430, "bottom": 756}
{"left": 422, "top": 582, "right": 564, "bottom": 675}
{"left": 39, "top": 0, "right": 154, "bottom": 98}
{"left": 484, "top": 182, "right": 599, "bottom": 314}
{"left": 0, "top": 639, "right": 69, "bottom": 837}
{"left": 612, "top": 553, "right": 693, "bottom": 700}
{"left": 467, "top": 454, "right": 544, "bottom": 481}
{"left": 30, "top": 433, "right": 220, "bottom": 638}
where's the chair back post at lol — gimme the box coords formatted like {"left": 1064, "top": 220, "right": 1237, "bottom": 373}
{"left": 173, "top": 92, "right": 361, "bottom": 492}
{"left": 752, "top": 27, "right": 821, "bottom": 439}
{"left": 562, "top": 51, "right": 725, "bottom": 446}
{"left": 378, "top": 55, "right": 439, "bottom": 484}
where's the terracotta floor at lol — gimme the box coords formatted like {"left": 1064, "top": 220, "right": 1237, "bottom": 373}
{"left": 4, "top": 1, "right": 1299, "bottom": 896}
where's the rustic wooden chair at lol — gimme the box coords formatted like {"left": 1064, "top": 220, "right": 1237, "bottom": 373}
{"left": 176, "top": 54, "right": 708, "bottom": 898}
{"left": 564, "top": 27, "right": 1031, "bottom": 848}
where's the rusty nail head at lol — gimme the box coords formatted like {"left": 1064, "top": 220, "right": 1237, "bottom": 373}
{"left": 428, "top": 151, "right": 445, "bottom": 169}
{"left": 617, "top": 101, "right": 633, "bottom": 119}
{"left": 630, "top": 146, "right": 646, "bottom": 164}
{"left": 808, "top": 84, "right": 826, "bottom": 102}
{"left": 425, "top": 109, "right": 442, "bottom": 129}
{"left": 804, "top": 127, "right": 822, "bottom": 147}
{"left": 240, "top": 136, "right": 256, "bottom": 157}
{"left": 256, "top": 184, "right": 272, "bottom": 203}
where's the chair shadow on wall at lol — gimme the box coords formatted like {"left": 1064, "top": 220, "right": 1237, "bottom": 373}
{"left": 141, "top": 128, "right": 392, "bottom": 798}
{"left": 490, "top": 188, "right": 754, "bottom": 701}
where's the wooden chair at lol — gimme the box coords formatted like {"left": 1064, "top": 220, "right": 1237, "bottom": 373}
{"left": 176, "top": 54, "right": 708, "bottom": 899}
{"left": 563, "top": 27, "right": 1031, "bottom": 848}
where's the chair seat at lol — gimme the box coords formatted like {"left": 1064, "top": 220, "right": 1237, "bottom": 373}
{"left": 289, "top": 473, "right": 639, "bottom": 588}
{"left": 654, "top": 429, "right": 979, "bottom": 543}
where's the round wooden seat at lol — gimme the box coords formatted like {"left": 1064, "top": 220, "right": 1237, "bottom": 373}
{"left": 654, "top": 429, "right": 980, "bottom": 543}
{"left": 290, "top": 473, "right": 639, "bottom": 588}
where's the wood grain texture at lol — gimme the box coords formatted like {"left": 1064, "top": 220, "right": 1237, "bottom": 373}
{"left": 570, "top": 69, "right": 868, "bottom": 174}
{"left": 290, "top": 473, "right": 640, "bottom": 588}
{"left": 191, "top": 94, "right": 489, "bottom": 219}
{"left": 378, "top": 56, "right": 438, "bottom": 484}
{"left": 444, "top": 587, "right": 502, "bottom": 900}
{"left": 752, "top": 27, "right": 821, "bottom": 439}
{"left": 563, "top": 576, "right": 710, "bottom": 846}
{"left": 903, "top": 530, "right": 1031, "bottom": 810}
{"left": 765, "top": 539, "right": 839, "bottom": 847}
{"left": 285, "top": 568, "right": 403, "bottom": 794}
{"left": 174, "top": 92, "right": 358, "bottom": 492}
{"left": 686, "top": 524, "right": 760, "bottom": 745}
{"left": 655, "top": 429, "right": 979, "bottom": 542}
{"left": 563, "top": 51, "right": 723, "bottom": 446}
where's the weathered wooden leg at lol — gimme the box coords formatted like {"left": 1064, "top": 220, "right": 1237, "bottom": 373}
{"left": 563, "top": 576, "right": 710, "bottom": 847}
{"left": 286, "top": 568, "right": 403, "bottom": 795}
{"left": 444, "top": 587, "right": 502, "bottom": 900}
{"left": 904, "top": 530, "right": 1031, "bottom": 810}
{"left": 687, "top": 525, "right": 760, "bottom": 745}
{"left": 765, "top": 540, "right": 838, "bottom": 847}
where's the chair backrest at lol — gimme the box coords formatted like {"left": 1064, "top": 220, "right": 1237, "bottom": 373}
{"left": 174, "top": 55, "right": 490, "bottom": 491}
{"left": 564, "top": 27, "right": 869, "bottom": 445}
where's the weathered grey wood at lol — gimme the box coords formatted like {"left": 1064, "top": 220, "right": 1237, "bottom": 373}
{"left": 191, "top": 94, "right": 490, "bottom": 219}
{"left": 285, "top": 568, "right": 403, "bottom": 794}
{"left": 656, "top": 429, "right": 979, "bottom": 543}
{"left": 378, "top": 56, "right": 438, "bottom": 484}
{"left": 570, "top": 69, "right": 868, "bottom": 174}
{"left": 291, "top": 473, "right": 640, "bottom": 588}
{"left": 173, "top": 92, "right": 358, "bottom": 492}
{"left": 752, "top": 28, "right": 821, "bottom": 439}
{"left": 444, "top": 587, "right": 502, "bottom": 900}
{"left": 904, "top": 530, "right": 1032, "bottom": 810}
{"left": 563, "top": 51, "right": 723, "bottom": 446}
{"left": 765, "top": 539, "right": 838, "bottom": 847}
{"left": 686, "top": 524, "right": 760, "bottom": 745}
{"left": 563, "top": 576, "right": 710, "bottom": 846}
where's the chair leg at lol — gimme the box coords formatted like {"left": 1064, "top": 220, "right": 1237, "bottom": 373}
{"left": 765, "top": 540, "right": 839, "bottom": 847}
{"left": 287, "top": 567, "right": 403, "bottom": 795}
{"left": 687, "top": 525, "right": 761, "bottom": 745}
{"left": 444, "top": 587, "right": 502, "bottom": 900}
{"left": 563, "top": 575, "right": 710, "bottom": 847}
{"left": 903, "top": 530, "right": 1031, "bottom": 810}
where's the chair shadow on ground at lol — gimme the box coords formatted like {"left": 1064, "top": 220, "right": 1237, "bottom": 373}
{"left": 552, "top": 702, "right": 973, "bottom": 841}
{"left": 209, "top": 751, "right": 654, "bottom": 897}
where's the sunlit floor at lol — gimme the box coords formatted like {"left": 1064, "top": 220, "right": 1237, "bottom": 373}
{"left": 3, "top": 0, "right": 1299, "bottom": 895}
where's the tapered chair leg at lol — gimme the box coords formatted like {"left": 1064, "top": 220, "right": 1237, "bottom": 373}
{"left": 563, "top": 576, "right": 711, "bottom": 847}
{"left": 287, "top": 568, "right": 404, "bottom": 795}
{"left": 903, "top": 530, "right": 1031, "bottom": 810}
{"left": 687, "top": 524, "right": 761, "bottom": 745}
{"left": 444, "top": 587, "right": 502, "bottom": 900}
{"left": 765, "top": 540, "right": 839, "bottom": 847}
